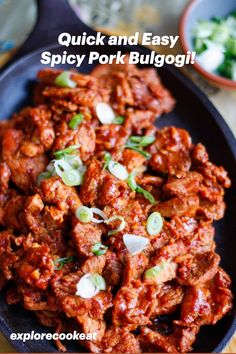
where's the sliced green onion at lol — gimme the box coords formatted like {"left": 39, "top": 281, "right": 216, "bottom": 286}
{"left": 37, "top": 171, "right": 51, "bottom": 186}
{"left": 69, "top": 113, "right": 84, "bottom": 130}
{"left": 146, "top": 212, "right": 163, "bottom": 236}
{"left": 54, "top": 71, "right": 77, "bottom": 88}
{"left": 123, "top": 233, "right": 149, "bottom": 255}
{"left": 90, "top": 274, "right": 106, "bottom": 290}
{"left": 66, "top": 155, "right": 83, "bottom": 169}
{"left": 96, "top": 102, "right": 115, "bottom": 124}
{"left": 125, "top": 145, "right": 151, "bottom": 159}
{"left": 144, "top": 261, "right": 177, "bottom": 283}
{"left": 108, "top": 160, "right": 129, "bottom": 180}
{"left": 90, "top": 207, "right": 108, "bottom": 223}
{"left": 61, "top": 169, "right": 82, "bottom": 186}
{"left": 130, "top": 136, "right": 155, "bottom": 147}
{"left": 76, "top": 273, "right": 99, "bottom": 298}
{"left": 53, "top": 159, "right": 72, "bottom": 178}
{"left": 127, "top": 172, "right": 137, "bottom": 191}
{"left": 103, "top": 151, "right": 112, "bottom": 170}
{"left": 76, "top": 206, "right": 93, "bottom": 223}
{"left": 144, "top": 264, "right": 167, "bottom": 280}
{"left": 105, "top": 216, "right": 126, "bottom": 235}
{"left": 91, "top": 242, "right": 108, "bottom": 256}
{"left": 112, "top": 116, "right": 124, "bottom": 124}
{"left": 136, "top": 186, "right": 156, "bottom": 204}
{"left": 54, "top": 144, "right": 80, "bottom": 159}
{"left": 54, "top": 256, "right": 75, "bottom": 270}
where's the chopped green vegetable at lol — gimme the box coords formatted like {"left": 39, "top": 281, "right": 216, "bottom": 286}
{"left": 112, "top": 116, "right": 124, "bottom": 124}
{"left": 226, "top": 37, "right": 236, "bottom": 56}
{"left": 61, "top": 169, "right": 82, "bottom": 186}
{"left": 108, "top": 160, "right": 129, "bottom": 180}
{"left": 76, "top": 206, "right": 93, "bottom": 223}
{"left": 193, "top": 11, "right": 236, "bottom": 81}
{"left": 90, "top": 274, "right": 106, "bottom": 290}
{"left": 130, "top": 135, "right": 155, "bottom": 147}
{"left": 146, "top": 212, "right": 163, "bottom": 236}
{"left": 54, "top": 256, "right": 75, "bottom": 270}
{"left": 103, "top": 151, "right": 112, "bottom": 170}
{"left": 106, "top": 216, "right": 126, "bottom": 235}
{"left": 211, "top": 25, "right": 229, "bottom": 44}
{"left": 90, "top": 207, "right": 108, "bottom": 223}
{"left": 91, "top": 242, "right": 108, "bottom": 256}
{"left": 219, "top": 59, "right": 236, "bottom": 80}
{"left": 144, "top": 263, "right": 167, "bottom": 279}
{"left": 69, "top": 113, "right": 84, "bottom": 129}
{"left": 125, "top": 145, "right": 151, "bottom": 159}
{"left": 54, "top": 71, "right": 77, "bottom": 88}
{"left": 194, "top": 38, "right": 208, "bottom": 54}
{"left": 136, "top": 186, "right": 156, "bottom": 204}
{"left": 54, "top": 144, "right": 80, "bottom": 159}
{"left": 125, "top": 135, "right": 154, "bottom": 159}
{"left": 127, "top": 171, "right": 155, "bottom": 204}
{"left": 127, "top": 172, "right": 138, "bottom": 191}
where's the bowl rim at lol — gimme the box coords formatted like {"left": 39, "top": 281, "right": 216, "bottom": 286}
{"left": 179, "top": 0, "right": 236, "bottom": 89}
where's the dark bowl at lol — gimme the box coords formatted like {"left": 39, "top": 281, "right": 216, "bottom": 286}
{"left": 180, "top": 0, "right": 236, "bottom": 90}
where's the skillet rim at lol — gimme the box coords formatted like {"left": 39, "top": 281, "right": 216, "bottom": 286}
{"left": 0, "top": 42, "right": 235, "bottom": 354}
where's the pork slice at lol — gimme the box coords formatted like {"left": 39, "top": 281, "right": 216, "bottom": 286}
{"left": 71, "top": 219, "right": 103, "bottom": 258}
{"left": 180, "top": 268, "right": 232, "bottom": 326}
{"left": 2, "top": 129, "right": 48, "bottom": 191}
{"left": 154, "top": 195, "right": 199, "bottom": 218}
{"left": 99, "top": 326, "right": 141, "bottom": 353}
{"left": 163, "top": 171, "right": 203, "bottom": 197}
{"left": 40, "top": 176, "right": 81, "bottom": 213}
{"left": 177, "top": 251, "right": 220, "bottom": 286}
{"left": 112, "top": 280, "right": 158, "bottom": 330}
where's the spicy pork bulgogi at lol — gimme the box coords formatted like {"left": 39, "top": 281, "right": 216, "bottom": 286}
{"left": 0, "top": 60, "right": 233, "bottom": 353}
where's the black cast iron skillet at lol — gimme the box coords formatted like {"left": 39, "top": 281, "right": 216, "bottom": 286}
{"left": 0, "top": 0, "right": 235, "bottom": 352}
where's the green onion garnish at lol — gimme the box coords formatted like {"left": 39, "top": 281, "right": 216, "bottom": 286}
{"left": 90, "top": 274, "right": 106, "bottom": 290}
{"left": 91, "top": 242, "right": 108, "bottom": 256}
{"left": 125, "top": 135, "right": 154, "bottom": 159}
{"left": 105, "top": 216, "right": 126, "bottom": 235}
{"left": 75, "top": 206, "right": 108, "bottom": 224}
{"left": 125, "top": 145, "right": 151, "bottom": 159}
{"left": 54, "top": 144, "right": 80, "bottom": 159}
{"left": 144, "top": 263, "right": 167, "bottom": 280}
{"left": 127, "top": 172, "right": 155, "bottom": 204}
{"left": 54, "top": 256, "right": 75, "bottom": 270}
{"left": 136, "top": 186, "right": 156, "bottom": 204}
{"left": 61, "top": 169, "right": 82, "bottom": 186}
{"left": 54, "top": 71, "right": 77, "bottom": 88}
{"left": 76, "top": 206, "right": 93, "bottom": 223}
{"left": 146, "top": 212, "right": 163, "bottom": 236}
{"left": 130, "top": 136, "right": 155, "bottom": 147}
{"left": 108, "top": 160, "right": 129, "bottom": 180}
{"left": 103, "top": 151, "right": 112, "bottom": 170}
{"left": 112, "top": 116, "right": 124, "bottom": 124}
{"left": 69, "top": 113, "right": 84, "bottom": 130}
{"left": 127, "top": 172, "right": 138, "bottom": 191}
